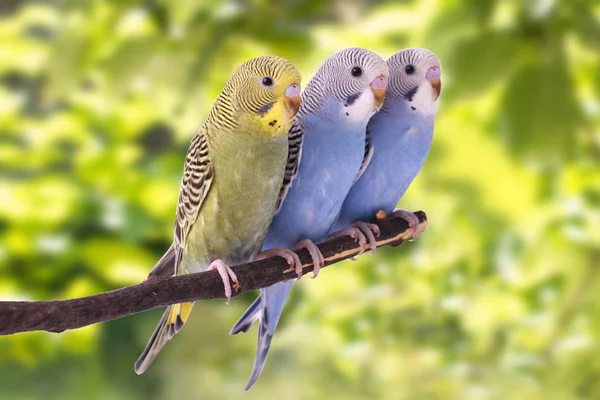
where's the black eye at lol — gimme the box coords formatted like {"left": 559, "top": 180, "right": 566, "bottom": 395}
{"left": 405, "top": 65, "right": 415, "bottom": 75}
{"left": 262, "top": 77, "right": 274, "bottom": 87}
{"left": 351, "top": 67, "right": 362, "bottom": 77}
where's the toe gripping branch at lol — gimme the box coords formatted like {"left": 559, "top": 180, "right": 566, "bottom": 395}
{"left": 0, "top": 211, "right": 427, "bottom": 336}
{"left": 283, "top": 210, "right": 428, "bottom": 276}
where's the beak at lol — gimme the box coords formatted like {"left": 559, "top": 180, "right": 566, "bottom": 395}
{"left": 426, "top": 66, "right": 441, "bottom": 100}
{"left": 284, "top": 83, "right": 301, "bottom": 119}
{"left": 370, "top": 75, "right": 387, "bottom": 110}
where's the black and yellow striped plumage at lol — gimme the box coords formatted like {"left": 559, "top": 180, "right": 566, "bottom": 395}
{"left": 135, "top": 56, "right": 301, "bottom": 374}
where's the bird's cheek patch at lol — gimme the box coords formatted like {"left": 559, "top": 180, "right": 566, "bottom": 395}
{"left": 258, "top": 102, "right": 275, "bottom": 116}
{"left": 344, "top": 93, "right": 361, "bottom": 107}
{"left": 403, "top": 86, "right": 418, "bottom": 102}
{"left": 409, "top": 83, "right": 437, "bottom": 116}
{"left": 342, "top": 89, "right": 377, "bottom": 123}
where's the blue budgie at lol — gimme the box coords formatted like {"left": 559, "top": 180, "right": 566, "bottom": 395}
{"left": 230, "top": 48, "right": 389, "bottom": 390}
{"left": 331, "top": 48, "right": 441, "bottom": 246}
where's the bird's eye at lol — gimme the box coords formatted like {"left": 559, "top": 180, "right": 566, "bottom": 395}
{"left": 261, "top": 77, "right": 274, "bottom": 87}
{"left": 351, "top": 67, "right": 363, "bottom": 77}
{"left": 405, "top": 65, "right": 415, "bottom": 75}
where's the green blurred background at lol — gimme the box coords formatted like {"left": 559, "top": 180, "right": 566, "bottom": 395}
{"left": 1, "top": 0, "right": 599, "bottom": 399}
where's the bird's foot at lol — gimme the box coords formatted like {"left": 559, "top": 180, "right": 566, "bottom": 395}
{"left": 293, "top": 239, "right": 324, "bottom": 279}
{"left": 254, "top": 248, "right": 302, "bottom": 277}
{"left": 327, "top": 227, "right": 368, "bottom": 257}
{"left": 352, "top": 221, "right": 380, "bottom": 254}
{"left": 327, "top": 220, "right": 381, "bottom": 259}
{"left": 207, "top": 259, "right": 239, "bottom": 304}
{"left": 391, "top": 209, "right": 420, "bottom": 241}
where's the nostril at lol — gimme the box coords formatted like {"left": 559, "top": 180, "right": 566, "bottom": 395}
{"left": 285, "top": 83, "right": 301, "bottom": 97}
{"left": 426, "top": 67, "right": 441, "bottom": 80}
{"left": 371, "top": 76, "right": 388, "bottom": 90}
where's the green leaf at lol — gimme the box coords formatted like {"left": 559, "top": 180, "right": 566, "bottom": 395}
{"left": 444, "top": 30, "right": 519, "bottom": 98}
{"left": 499, "top": 62, "right": 585, "bottom": 162}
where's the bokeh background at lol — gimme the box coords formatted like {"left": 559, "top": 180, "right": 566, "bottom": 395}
{"left": 1, "top": 0, "right": 599, "bottom": 399}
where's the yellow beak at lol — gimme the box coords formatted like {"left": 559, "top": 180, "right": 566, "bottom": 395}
{"left": 430, "top": 77, "right": 441, "bottom": 101}
{"left": 426, "top": 66, "right": 442, "bottom": 101}
{"left": 284, "top": 83, "right": 301, "bottom": 119}
{"left": 285, "top": 95, "right": 301, "bottom": 119}
{"left": 370, "top": 75, "right": 388, "bottom": 111}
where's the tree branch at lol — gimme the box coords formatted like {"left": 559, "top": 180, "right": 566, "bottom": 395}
{"left": 0, "top": 211, "right": 427, "bottom": 336}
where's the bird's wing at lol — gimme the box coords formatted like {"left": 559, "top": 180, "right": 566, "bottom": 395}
{"left": 136, "top": 128, "right": 213, "bottom": 373}
{"left": 354, "top": 125, "right": 374, "bottom": 184}
{"left": 173, "top": 126, "right": 214, "bottom": 272}
{"left": 275, "top": 118, "right": 303, "bottom": 213}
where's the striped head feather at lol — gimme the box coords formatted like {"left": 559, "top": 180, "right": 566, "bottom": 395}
{"left": 206, "top": 56, "right": 302, "bottom": 136}
{"left": 384, "top": 48, "right": 441, "bottom": 108}
{"left": 299, "top": 48, "right": 389, "bottom": 118}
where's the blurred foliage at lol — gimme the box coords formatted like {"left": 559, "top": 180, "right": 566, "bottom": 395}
{"left": 1, "top": 0, "right": 599, "bottom": 399}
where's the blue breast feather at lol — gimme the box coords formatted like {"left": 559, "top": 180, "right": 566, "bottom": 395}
{"left": 264, "top": 101, "right": 368, "bottom": 249}
{"left": 333, "top": 100, "right": 435, "bottom": 231}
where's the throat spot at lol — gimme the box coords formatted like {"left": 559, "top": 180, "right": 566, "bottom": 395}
{"left": 341, "top": 89, "right": 377, "bottom": 123}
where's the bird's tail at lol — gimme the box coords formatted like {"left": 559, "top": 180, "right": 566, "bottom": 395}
{"left": 146, "top": 244, "right": 177, "bottom": 279}
{"left": 231, "top": 281, "right": 294, "bottom": 390}
{"left": 134, "top": 301, "right": 194, "bottom": 374}
{"left": 230, "top": 295, "right": 262, "bottom": 334}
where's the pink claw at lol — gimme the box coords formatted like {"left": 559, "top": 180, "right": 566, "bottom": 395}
{"left": 254, "top": 248, "right": 302, "bottom": 277}
{"left": 327, "top": 227, "right": 368, "bottom": 256}
{"left": 391, "top": 209, "right": 420, "bottom": 240}
{"left": 353, "top": 221, "right": 381, "bottom": 254}
{"left": 294, "top": 239, "right": 324, "bottom": 279}
{"left": 207, "top": 259, "right": 238, "bottom": 304}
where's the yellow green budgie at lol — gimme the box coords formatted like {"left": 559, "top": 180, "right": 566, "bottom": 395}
{"left": 134, "top": 56, "right": 302, "bottom": 374}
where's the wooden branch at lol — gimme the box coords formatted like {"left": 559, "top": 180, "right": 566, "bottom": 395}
{"left": 0, "top": 211, "right": 427, "bottom": 336}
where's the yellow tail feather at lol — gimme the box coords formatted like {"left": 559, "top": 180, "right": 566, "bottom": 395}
{"left": 134, "top": 302, "right": 195, "bottom": 374}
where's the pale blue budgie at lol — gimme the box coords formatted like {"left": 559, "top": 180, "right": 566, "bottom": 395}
{"left": 331, "top": 48, "right": 441, "bottom": 244}
{"left": 230, "top": 48, "right": 389, "bottom": 390}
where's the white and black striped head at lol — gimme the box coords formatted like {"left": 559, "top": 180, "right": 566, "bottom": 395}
{"left": 301, "top": 48, "right": 389, "bottom": 122}
{"left": 385, "top": 48, "right": 441, "bottom": 115}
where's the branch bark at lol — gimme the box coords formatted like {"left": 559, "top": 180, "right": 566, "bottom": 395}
{"left": 0, "top": 211, "right": 427, "bottom": 336}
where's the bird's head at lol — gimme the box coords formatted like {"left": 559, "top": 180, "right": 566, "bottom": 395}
{"left": 385, "top": 48, "right": 441, "bottom": 114}
{"left": 303, "top": 48, "right": 389, "bottom": 123}
{"left": 224, "top": 56, "right": 302, "bottom": 135}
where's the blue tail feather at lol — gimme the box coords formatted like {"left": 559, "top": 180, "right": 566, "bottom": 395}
{"left": 232, "top": 281, "right": 294, "bottom": 390}
{"left": 230, "top": 295, "right": 262, "bottom": 335}
{"left": 244, "top": 322, "right": 274, "bottom": 390}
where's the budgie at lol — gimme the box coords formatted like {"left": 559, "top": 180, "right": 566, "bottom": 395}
{"left": 230, "top": 48, "right": 389, "bottom": 390}
{"left": 331, "top": 48, "right": 441, "bottom": 246}
{"left": 134, "top": 56, "right": 302, "bottom": 374}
